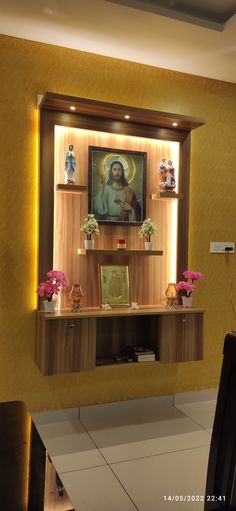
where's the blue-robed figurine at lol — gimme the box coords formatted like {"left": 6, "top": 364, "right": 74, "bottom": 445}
{"left": 64, "top": 144, "right": 76, "bottom": 184}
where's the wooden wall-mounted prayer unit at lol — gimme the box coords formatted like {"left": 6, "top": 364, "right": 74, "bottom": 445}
{"left": 36, "top": 92, "right": 205, "bottom": 374}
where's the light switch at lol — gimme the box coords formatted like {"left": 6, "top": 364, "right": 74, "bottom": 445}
{"left": 210, "top": 242, "right": 235, "bottom": 254}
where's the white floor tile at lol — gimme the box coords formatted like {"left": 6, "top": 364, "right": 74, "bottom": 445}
{"left": 175, "top": 400, "right": 216, "bottom": 432}
{"left": 36, "top": 419, "right": 105, "bottom": 472}
{"left": 81, "top": 401, "right": 210, "bottom": 463}
{"left": 111, "top": 445, "right": 209, "bottom": 511}
{"left": 32, "top": 407, "right": 79, "bottom": 425}
{"left": 174, "top": 389, "right": 218, "bottom": 405}
{"left": 60, "top": 465, "right": 137, "bottom": 511}
{"left": 80, "top": 396, "right": 173, "bottom": 426}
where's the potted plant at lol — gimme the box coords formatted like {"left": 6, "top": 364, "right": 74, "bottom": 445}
{"left": 138, "top": 218, "right": 157, "bottom": 250}
{"left": 176, "top": 270, "right": 204, "bottom": 307}
{"left": 81, "top": 214, "right": 100, "bottom": 249}
{"left": 36, "top": 270, "right": 68, "bottom": 313}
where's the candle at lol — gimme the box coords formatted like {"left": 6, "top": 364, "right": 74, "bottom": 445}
{"left": 117, "top": 239, "right": 126, "bottom": 250}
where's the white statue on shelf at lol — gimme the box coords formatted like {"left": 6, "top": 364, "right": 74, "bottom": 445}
{"left": 64, "top": 144, "right": 76, "bottom": 184}
{"left": 159, "top": 157, "right": 176, "bottom": 192}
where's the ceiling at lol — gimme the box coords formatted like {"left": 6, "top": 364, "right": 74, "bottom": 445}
{"left": 0, "top": 0, "right": 236, "bottom": 83}
{"left": 109, "top": 0, "right": 236, "bottom": 29}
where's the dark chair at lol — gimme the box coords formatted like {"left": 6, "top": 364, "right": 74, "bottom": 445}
{"left": 0, "top": 401, "right": 46, "bottom": 511}
{"left": 0, "top": 400, "right": 74, "bottom": 510}
{"left": 204, "top": 333, "right": 236, "bottom": 511}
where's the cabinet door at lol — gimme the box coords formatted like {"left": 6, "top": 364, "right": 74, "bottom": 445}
{"left": 158, "top": 313, "right": 204, "bottom": 363}
{"left": 36, "top": 316, "right": 96, "bottom": 375}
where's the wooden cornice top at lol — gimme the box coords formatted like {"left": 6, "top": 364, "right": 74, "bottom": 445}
{"left": 39, "top": 92, "right": 206, "bottom": 132}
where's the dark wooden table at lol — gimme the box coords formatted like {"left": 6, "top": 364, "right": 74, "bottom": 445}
{"left": 0, "top": 400, "right": 74, "bottom": 511}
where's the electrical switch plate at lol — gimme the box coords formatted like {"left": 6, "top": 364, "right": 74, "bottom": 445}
{"left": 210, "top": 242, "right": 235, "bottom": 254}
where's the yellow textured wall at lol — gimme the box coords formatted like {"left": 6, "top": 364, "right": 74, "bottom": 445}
{"left": 1, "top": 34, "right": 236, "bottom": 412}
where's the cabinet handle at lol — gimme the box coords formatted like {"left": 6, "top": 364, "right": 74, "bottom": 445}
{"left": 68, "top": 322, "right": 75, "bottom": 328}
{"left": 182, "top": 318, "right": 187, "bottom": 323}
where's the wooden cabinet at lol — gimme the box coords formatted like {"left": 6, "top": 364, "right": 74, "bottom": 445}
{"left": 35, "top": 307, "right": 204, "bottom": 375}
{"left": 36, "top": 314, "right": 96, "bottom": 375}
{"left": 157, "top": 312, "right": 204, "bottom": 363}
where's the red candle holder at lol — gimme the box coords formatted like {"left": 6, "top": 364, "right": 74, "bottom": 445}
{"left": 116, "top": 239, "right": 126, "bottom": 250}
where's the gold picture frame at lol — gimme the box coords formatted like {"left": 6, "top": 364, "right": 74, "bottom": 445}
{"left": 99, "top": 264, "right": 131, "bottom": 307}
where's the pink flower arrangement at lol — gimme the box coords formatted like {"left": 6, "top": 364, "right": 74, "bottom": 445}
{"left": 46, "top": 270, "right": 69, "bottom": 288}
{"left": 176, "top": 270, "right": 204, "bottom": 297}
{"left": 183, "top": 271, "right": 204, "bottom": 281}
{"left": 36, "top": 270, "right": 68, "bottom": 301}
{"left": 36, "top": 282, "right": 60, "bottom": 301}
{"left": 176, "top": 281, "right": 196, "bottom": 297}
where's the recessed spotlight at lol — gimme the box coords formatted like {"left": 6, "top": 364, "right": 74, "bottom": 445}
{"left": 70, "top": 106, "right": 76, "bottom": 111}
{"left": 124, "top": 115, "right": 130, "bottom": 119}
{"left": 172, "top": 122, "right": 178, "bottom": 127}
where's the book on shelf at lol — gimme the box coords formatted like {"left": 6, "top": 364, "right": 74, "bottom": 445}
{"left": 126, "top": 345, "right": 154, "bottom": 356}
{"left": 135, "top": 353, "right": 156, "bottom": 362}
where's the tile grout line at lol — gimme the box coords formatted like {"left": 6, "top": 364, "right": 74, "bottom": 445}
{"left": 80, "top": 419, "right": 140, "bottom": 510}
{"left": 57, "top": 462, "right": 107, "bottom": 475}
{"left": 106, "top": 464, "right": 140, "bottom": 511}
{"left": 107, "top": 442, "right": 211, "bottom": 466}
{"left": 173, "top": 404, "right": 213, "bottom": 436}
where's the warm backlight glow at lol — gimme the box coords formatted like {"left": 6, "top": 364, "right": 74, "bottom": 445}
{"left": 33, "top": 108, "right": 39, "bottom": 310}
{"left": 54, "top": 125, "right": 179, "bottom": 305}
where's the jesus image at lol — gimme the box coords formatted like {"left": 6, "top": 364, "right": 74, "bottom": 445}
{"left": 93, "top": 160, "right": 141, "bottom": 222}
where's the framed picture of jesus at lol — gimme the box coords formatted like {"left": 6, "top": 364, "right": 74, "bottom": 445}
{"left": 88, "top": 146, "right": 147, "bottom": 225}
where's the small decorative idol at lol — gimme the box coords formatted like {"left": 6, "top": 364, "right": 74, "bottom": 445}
{"left": 64, "top": 144, "right": 76, "bottom": 184}
{"left": 159, "top": 157, "right": 176, "bottom": 192}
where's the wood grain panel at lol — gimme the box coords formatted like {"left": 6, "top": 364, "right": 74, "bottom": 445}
{"left": 157, "top": 313, "right": 204, "bottom": 363}
{"left": 96, "top": 316, "right": 148, "bottom": 356}
{"left": 36, "top": 315, "right": 96, "bottom": 375}
{"left": 53, "top": 126, "right": 180, "bottom": 307}
{"left": 44, "top": 455, "right": 74, "bottom": 511}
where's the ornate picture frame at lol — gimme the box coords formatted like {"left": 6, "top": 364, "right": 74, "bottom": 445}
{"left": 88, "top": 146, "right": 147, "bottom": 225}
{"left": 99, "top": 264, "right": 131, "bottom": 307}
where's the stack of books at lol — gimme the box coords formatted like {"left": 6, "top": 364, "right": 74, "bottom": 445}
{"left": 127, "top": 346, "right": 156, "bottom": 363}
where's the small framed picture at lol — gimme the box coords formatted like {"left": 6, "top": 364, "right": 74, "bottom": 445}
{"left": 99, "top": 264, "right": 131, "bottom": 307}
{"left": 88, "top": 146, "right": 147, "bottom": 225}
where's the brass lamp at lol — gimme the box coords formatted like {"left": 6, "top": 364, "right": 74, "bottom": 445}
{"left": 69, "top": 284, "right": 84, "bottom": 312}
{"left": 165, "top": 283, "right": 177, "bottom": 309}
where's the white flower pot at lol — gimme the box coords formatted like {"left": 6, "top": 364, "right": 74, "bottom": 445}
{"left": 85, "top": 239, "right": 94, "bottom": 249}
{"left": 182, "top": 296, "right": 193, "bottom": 308}
{"left": 145, "top": 241, "right": 154, "bottom": 251}
{"left": 43, "top": 299, "right": 57, "bottom": 313}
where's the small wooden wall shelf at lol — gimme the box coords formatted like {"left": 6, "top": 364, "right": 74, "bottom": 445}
{"left": 77, "top": 248, "right": 163, "bottom": 256}
{"left": 56, "top": 184, "right": 87, "bottom": 193}
{"left": 151, "top": 192, "right": 183, "bottom": 200}
{"left": 35, "top": 306, "right": 205, "bottom": 375}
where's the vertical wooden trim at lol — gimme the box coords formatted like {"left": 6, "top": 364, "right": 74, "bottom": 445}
{"left": 38, "top": 111, "right": 55, "bottom": 288}
{"left": 177, "top": 133, "right": 191, "bottom": 280}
